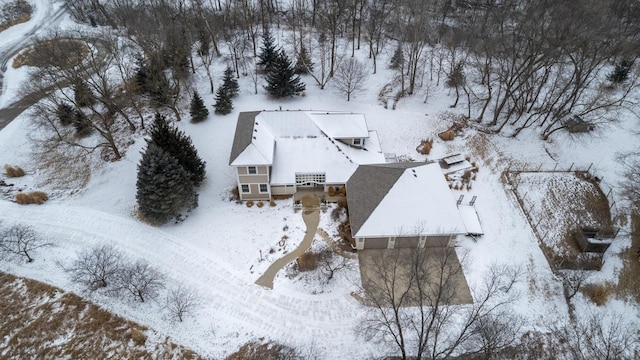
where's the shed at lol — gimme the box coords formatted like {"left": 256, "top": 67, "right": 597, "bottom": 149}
{"left": 565, "top": 115, "right": 594, "bottom": 133}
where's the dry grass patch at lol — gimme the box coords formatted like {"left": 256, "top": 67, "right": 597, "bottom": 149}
{"left": 0, "top": 13, "right": 30, "bottom": 33}
{"left": 296, "top": 251, "right": 317, "bottom": 272}
{"left": 15, "top": 191, "right": 49, "bottom": 205}
{"left": 417, "top": 138, "right": 434, "bottom": 154}
{"left": 0, "top": 271, "right": 202, "bottom": 359}
{"left": 226, "top": 340, "right": 298, "bottom": 360}
{"left": 12, "top": 39, "right": 89, "bottom": 69}
{"left": 4, "top": 164, "right": 25, "bottom": 177}
{"left": 581, "top": 282, "right": 613, "bottom": 306}
{"left": 510, "top": 171, "right": 614, "bottom": 270}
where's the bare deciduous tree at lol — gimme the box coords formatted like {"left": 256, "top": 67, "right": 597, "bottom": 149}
{"left": 359, "top": 248, "right": 523, "bottom": 360}
{"left": 64, "top": 244, "right": 123, "bottom": 290}
{"left": 558, "top": 269, "right": 592, "bottom": 301}
{"left": 334, "top": 58, "right": 367, "bottom": 101}
{"left": 0, "top": 223, "right": 51, "bottom": 263}
{"left": 318, "top": 249, "right": 350, "bottom": 282}
{"left": 619, "top": 151, "right": 640, "bottom": 213}
{"left": 555, "top": 311, "right": 639, "bottom": 360}
{"left": 116, "top": 260, "right": 165, "bottom": 302}
{"left": 164, "top": 285, "right": 201, "bottom": 322}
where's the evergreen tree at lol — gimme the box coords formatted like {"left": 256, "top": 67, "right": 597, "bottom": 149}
{"left": 257, "top": 29, "right": 278, "bottom": 73}
{"left": 607, "top": 59, "right": 633, "bottom": 84}
{"left": 295, "top": 45, "right": 313, "bottom": 74}
{"left": 136, "top": 143, "right": 195, "bottom": 224}
{"left": 214, "top": 85, "right": 233, "bottom": 115}
{"left": 73, "top": 110, "right": 93, "bottom": 137}
{"left": 264, "top": 50, "right": 306, "bottom": 98}
{"left": 389, "top": 44, "right": 404, "bottom": 70}
{"left": 148, "top": 114, "right": 206, "bottom": 187}
{"left": 222, "top": 66, "right": 240, "bottom": 98}
{"left": 74, "top": 81, "right": 94, "bottom": 107}
{"left": 56, "top": 102, "right": 74, "bottom": 126}
{"left": 189, "top": 91, "right": 209, "bottom": 123}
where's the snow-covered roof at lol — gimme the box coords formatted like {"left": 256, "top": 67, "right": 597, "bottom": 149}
{"left": 348, "top": 162, "right": 466, "bottom": 238}
{"left": 229, "top": 111, "right": 385, "bottom": 178}
{"left": 307, "top": 112, "right": 370, "bottom": 139}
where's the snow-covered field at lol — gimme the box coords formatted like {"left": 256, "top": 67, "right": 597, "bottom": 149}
{"left": 0, "top": 1, "right": 638, "bottom": 358}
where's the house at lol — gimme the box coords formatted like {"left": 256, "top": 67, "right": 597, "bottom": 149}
{"left": 346, "top": 162, "right": 467, "bottom": 250}
{"left": 229, "top": 110, "right": 386, "bottom": 201}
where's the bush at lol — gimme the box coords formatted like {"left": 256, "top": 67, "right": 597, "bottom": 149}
{"left": 116, "top": 260, "right": 165, "bottom": 302}
{"left": 65, "top": 244, "right": 123, "bottom": 290}
{"left": 256, "top": 201, "right": 264, "bottom": 208}
{"left": 246, "top": 200, "right": 254, "bottom": 207}
{"left": 418, "top": 138, "right": 433, "bottom": 155}
{"left": 296, "top": 252, "right": 317, "bottom": 272}
{"left": 15, "top": 191, "right": 48, "bottom": 205}
{"left": 338, "top": 186, "right": 346, "bottom": 196}
{"left": 439, "top": 130, "right": 455, "bottom": 141}
{"left": 164, "top": 285, "right": 201, "bottom": 322}
{"left": 4, "top": 164, "right": 25, "bottom": 177}
{"left": 269, "top": 199, "right": 277, "bottom": 207}
{"left": 582, "top": 283, "right": 612, "bottom": 306}
{"left": 327, "top": 186, "right": 336, "bottom": 196}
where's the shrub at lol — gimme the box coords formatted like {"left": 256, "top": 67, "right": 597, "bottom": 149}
{"left": 246, "top": 200, "right": 254, "bottom": 207}
{"left": 256, "top": 201, "right": 264, "bottom": 208}
{"left": 269, "top": 199, "right": 277, "bottom": 207}
{"left": 418, "top": 138, "right": 433, "bottom": 155}
{"left": 327, "top": 186, "right": 336, "bottom": 196}
{"left": 4, "top": 164, "right": 25, "bottom": 177}
{"left": 296, "top": 252, "right": 317, "bottom": 272}
{"left": 230, "top": 186, "right": 240, "bottom": 202}
{"left": 439, "top": 130, "right": 455, "bottom": 141}
{"left": 583, "top": 283, "right": 612, "bottom": 306}
{"left": 338, "top": 186, "right": 346, "bottom": 196}
{"left": 461, "top": 170, "right": 472, "bottom": 183}
{"left": 15, "top": 191, "right": 48, "bottom": 205}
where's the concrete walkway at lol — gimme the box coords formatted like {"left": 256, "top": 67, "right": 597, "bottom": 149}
{"left": 255, "top": 196, "right": 320, "bottom": 289}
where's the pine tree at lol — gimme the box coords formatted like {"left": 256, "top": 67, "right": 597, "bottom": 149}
{"left": 56, "top": 102, "right": 74, "bottom": 126}
{"left": 389, "top": 44, "right": 404, "bottom": 70}
{"left": 73, "top": 110, "right": 93, "bottom": 137}
{"left": 264, "top": 50, "right": 306, "bottom": 98}
{"left": 136, "top": 143, "right": 195, "bottom": 224}
{"left": 257, "top": 29, "right": 278, "bottom": 73}
{"left": 74, "top": 81, "right": 94, "bottom": 107}
{"left": 607, "top": 59, "right": 633, "bottom": 84}
{"left": 221, "top": 66, "right": 240, "bottom": 98}
{"left": 214, "top": 85, "right": 233, "bottom": 115}
{"left": 190, "top": 91, "right": 209, "bottom": 123}
{"left": 295, "top": 45, "right": 313, "bottom": 74}
{"left": 148, "top": 114, "right": 206, "bottom": 187}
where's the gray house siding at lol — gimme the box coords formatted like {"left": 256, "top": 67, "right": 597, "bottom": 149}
{"left": 355, "top": 235, "right": 456, "bottom": 250}
{"left": 237, "top": 165, "right": 271, "bottom": 200}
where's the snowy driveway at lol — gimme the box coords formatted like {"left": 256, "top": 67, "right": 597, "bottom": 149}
{"left": 0, "top": 200, "right": 364, "bottom": 356}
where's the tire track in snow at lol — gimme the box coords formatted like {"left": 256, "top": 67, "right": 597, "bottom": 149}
{"left": 0, "top": 201, "right": 363, "bottom": 348}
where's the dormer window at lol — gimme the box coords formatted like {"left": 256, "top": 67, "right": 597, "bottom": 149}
{"left": 353, "top": 138, "right": 363, "bottom": 146}
{"left": 248, "top": 166, "right": 257, "bottom": 174}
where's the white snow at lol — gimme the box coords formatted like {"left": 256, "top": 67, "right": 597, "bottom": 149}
{"left": 458, "top": 204, "right": 483, "bottom": 236}
{"left": 355, "top": 162, "right": 466, "bottom": 237}
{"left": 0, "top": 3, "right": 638, "bottom": 358}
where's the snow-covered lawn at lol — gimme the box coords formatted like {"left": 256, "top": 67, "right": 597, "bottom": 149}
{"left": 0, "top": 2, "right": 638, "bottom": 358}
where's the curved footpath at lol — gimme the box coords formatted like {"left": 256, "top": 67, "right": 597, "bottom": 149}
{"left": 255, "top": 208, "right": 320, "bottom": 289}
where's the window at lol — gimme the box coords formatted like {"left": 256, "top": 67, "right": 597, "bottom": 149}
{"left": 247, "top": 166, "right": 257, "bottom": 174}
{"left": 259, "top": 184, "right": 268, "bottom": 193}
{"left": 353, "top": 138, "right": 362, "bottom": 145}
{"left": 241, "top": 184, "right": 250, "bottom": 193}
